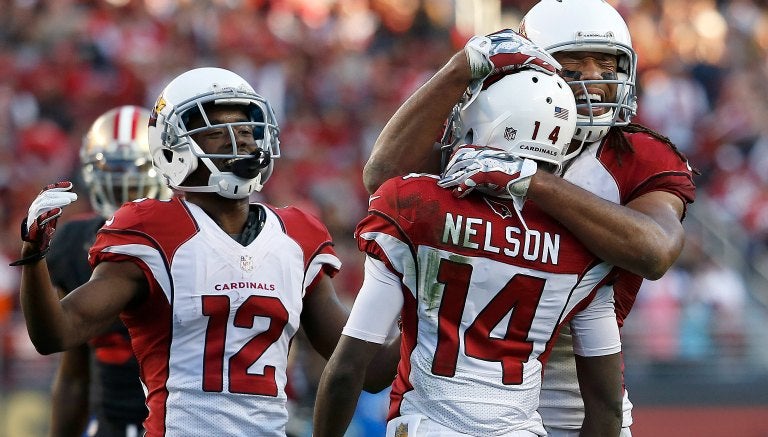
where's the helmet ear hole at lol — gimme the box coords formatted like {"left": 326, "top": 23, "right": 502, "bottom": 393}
{"left": 463, "top": 128, "right": 474, "bottom": 145}
{"left": 162, "top": 149, "right": 174, "bottom": 163}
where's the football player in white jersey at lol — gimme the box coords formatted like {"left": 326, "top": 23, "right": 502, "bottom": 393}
{"left": 13, "top": 67, "right": 395, "bottom": 437}
{"left": 359, "top": 1, "right": 696, "bottom": 436}
{"left": 314, "top": 30, "right": 624, "bottom": 437}
{"left": 515, "top": 2, "right": 695, "bottom": 435}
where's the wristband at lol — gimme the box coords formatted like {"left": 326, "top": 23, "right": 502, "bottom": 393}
{"left": 10, "top": 248, "right": 49, "bottom": 266}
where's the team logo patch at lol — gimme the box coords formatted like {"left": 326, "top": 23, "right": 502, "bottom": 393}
{"left": 154, "top": 96, "right": 166, "bottom": 114}
{"left": 394, "top": 423, "right": 408, "bottom": 437}
{"left": 240, "top": 255, "right": 254, "bottom": 272}
{"left": 504, "top": 127, "right": 517, "bottom": 141}
{"left": 150, "top": 96, "right": 166, "bottom": 127}
{"left": 484, "top": 197, "right": 514, "bottom": 219}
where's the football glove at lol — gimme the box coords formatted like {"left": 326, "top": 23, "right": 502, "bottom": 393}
{"left": 10, "top": 181, "right": 78, "bottom": 266}
{"left": 465, "top": 28, "right": 561, "bottom": 98}
{"left": 437, "top": 146, "right": 538, "bottom": 200}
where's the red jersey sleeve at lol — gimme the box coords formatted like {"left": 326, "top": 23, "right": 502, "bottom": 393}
{"left": 269, "top": 205, "right": 340, "bottom": 291}
{"left": 355, "top": 174, "right": 445, "bottom": 273}
{"left": 603, "top": 132, "right": 697, "bottom": 216}
{"left": 88, "top": 197, "right": 197, "bottom": 269}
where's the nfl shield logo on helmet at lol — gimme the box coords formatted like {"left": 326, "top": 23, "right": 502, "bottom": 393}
{"left": 504, "top": 127, "right": 517, "bottom": 141}
{"left": 240, "top": 255, "right": 254, "bottom": 272}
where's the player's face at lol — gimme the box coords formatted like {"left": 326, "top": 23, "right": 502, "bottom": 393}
{"left": 187, "top": 105, "right": 258, "bottom": 173}
{"left": 553, "top": 51, "right": 618, "bottom": 117}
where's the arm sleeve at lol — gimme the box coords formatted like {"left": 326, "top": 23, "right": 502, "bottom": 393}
{"left": 342, "top": 256, "right": 403, "bottom": 344}
{"left": 571, "top": 284, "right": 622, "bottom": 357}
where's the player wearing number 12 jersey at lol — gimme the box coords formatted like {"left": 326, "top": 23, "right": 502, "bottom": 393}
{"left": 314, "top": 64, "right": 623, "bottom": 437}
{"left": 89, "top": 197, "right": 337, "bottom": 435}
{"left": 15, "top": 67, "right": 396, "bottom": 437}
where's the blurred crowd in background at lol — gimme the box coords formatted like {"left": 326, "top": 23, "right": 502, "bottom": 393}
{"left": 1, "top": 0, "right": 767, "bottom": 435}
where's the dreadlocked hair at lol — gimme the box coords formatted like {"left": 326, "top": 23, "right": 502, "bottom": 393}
{"left": 605, "top": 123, "right": 700, "bottom": 175}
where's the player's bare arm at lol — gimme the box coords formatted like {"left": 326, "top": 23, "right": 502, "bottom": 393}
{"left": 49, "top": 285, "right": 91, "bottom": 437}
{"left": 313, "top": 335, "right": 382, "bottom": 437}
{"left": 365, "top": 30, "right": 562, "bottom": 194}
{"left": 302, "top": 274, "right": 398, "bottom": 392}
{"left": 301, "top": 274, "right": 349, "bottom": 360}
{"left": 49, "top": 338, "right": 90, "bottom": 437}
{"left": 363, "top": 51, "right": 470, "bottom": 193}
{"left": 567, "top": 277, "right": 624, "bottom": 436}
{"left": 576, "top": 353, "right": 623, "bottom": 436}
{"left": 21, "top": 259, "right": 146, "bottom": 354}
{"left": 526, "top": 172, "right": 685, "bottom": 279}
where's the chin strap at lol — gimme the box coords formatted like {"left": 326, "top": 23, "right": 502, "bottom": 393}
{"left": 171, "top": 184, "right": 219, "bottom": 194}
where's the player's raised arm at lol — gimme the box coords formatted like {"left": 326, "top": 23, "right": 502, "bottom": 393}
{"left": 14, "top": 182, "right": 144, "bottom": 353}
{"left": 364, "top": 29, "right": 559, "bottom": 193}
{"left": 363, "top": 51, "right": 467, "bottom": 192}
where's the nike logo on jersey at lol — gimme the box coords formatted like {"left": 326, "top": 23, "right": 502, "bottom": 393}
{"left": 104, "top": 216, "right": 115, "bottom": 226}
{"left": 368, "top": 195, "right": 381, "bottom": 206}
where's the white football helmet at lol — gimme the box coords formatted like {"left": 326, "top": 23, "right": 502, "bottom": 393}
{"left": 519, "top": 0, "right": 637, "bottom": 146}
{"left": 445, "top": 70, "right": 577, "bottom": 172}
{"left": 81, "top": 105, "right": 171, "bottom": 218}
{"left": 148, "top": 67, "right": 280, "bottom": 199}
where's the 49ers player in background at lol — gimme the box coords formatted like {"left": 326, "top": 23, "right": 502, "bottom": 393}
{"left": 47, "top": 105, "right": 170, "bottom": 437}
{"left": 13, "top": 67, "right": 395, "bottom": 436}
{"left": 361, "top": 1, "right": 696, "bottom": 436}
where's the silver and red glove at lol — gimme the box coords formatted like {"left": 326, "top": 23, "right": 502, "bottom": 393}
{"left": 437, "top": 146, "right": 537, "bottom": 201}
{"left": 465, "top": 28, "right": 561, "bottom": 98}
{"left": 10, "top": 181, "right": 78, "bottom": 266}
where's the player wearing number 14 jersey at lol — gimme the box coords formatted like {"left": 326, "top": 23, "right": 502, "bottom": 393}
{"left": 356, "top": 174, "right": 621, "bottom": 436}
{"left": 313, "top": 67, "right": 623, "bottom": 437}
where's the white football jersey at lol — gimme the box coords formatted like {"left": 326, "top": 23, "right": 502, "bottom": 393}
{"left": 90, "top": 197, "right": 340, "bottom": 437}
{"left": 539, "top": 132, "right": 696, "bottom": 430}
{"left": 355, "top": 174, "right": 619, "bottom": 436}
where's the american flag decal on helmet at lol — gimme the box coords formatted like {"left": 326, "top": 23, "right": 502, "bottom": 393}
{"left": 554, "top": 106, "right": 569, "bottom": 120}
